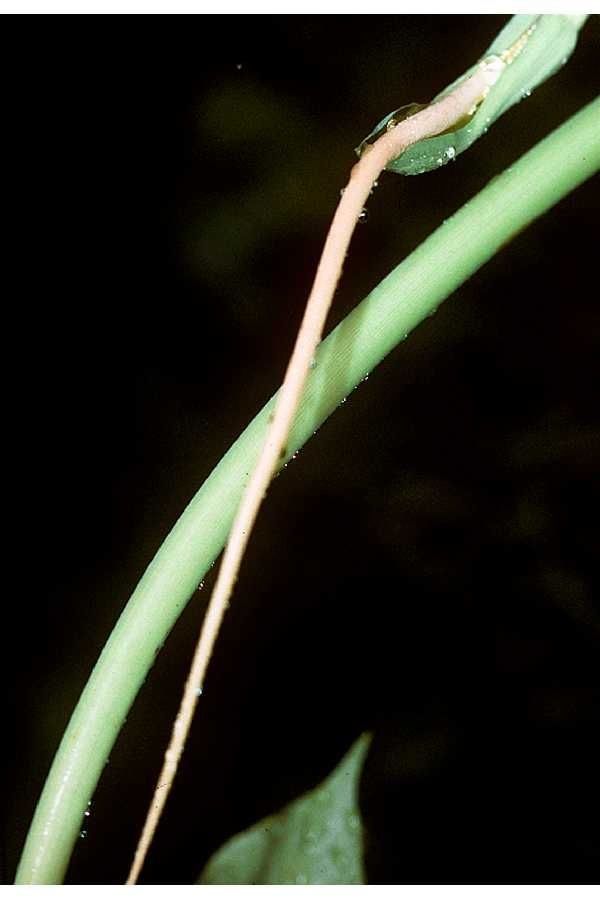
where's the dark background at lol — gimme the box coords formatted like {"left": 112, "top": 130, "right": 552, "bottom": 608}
{"left": 4, "top": 15, "right": 599, "bottom": 885}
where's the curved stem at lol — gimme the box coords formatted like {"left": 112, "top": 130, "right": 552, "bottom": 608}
{"left": 16, "top": 96, "right": 600, "bottom": 885}
{"left": 126, "top": 62, "right": 498, "bottom": 885}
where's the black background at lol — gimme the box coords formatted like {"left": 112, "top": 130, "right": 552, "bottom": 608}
{"left": 4, "top": 15, "right": 600, "bottom": 885}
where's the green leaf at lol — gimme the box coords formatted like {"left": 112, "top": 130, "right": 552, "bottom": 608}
{"left": 199, "top": 733, "right": 371, "bottom": 884}
{"left": 356, "top": 14, "right": 588, "bottom": 175}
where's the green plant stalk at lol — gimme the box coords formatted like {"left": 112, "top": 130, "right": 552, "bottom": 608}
{"left": 17, "top": 96, "right": 600, "bottom": 884}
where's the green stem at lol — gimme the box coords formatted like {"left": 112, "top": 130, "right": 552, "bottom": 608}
{"left": 17, "top": 96, "right": 600, "bottom": 884}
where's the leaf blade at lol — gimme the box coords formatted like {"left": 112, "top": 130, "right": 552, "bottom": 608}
{"left": 200, "top": 733, "right": 371, "bottom": 885}
{"left": 357, "top": 14, "right": 589, "bottom": 175}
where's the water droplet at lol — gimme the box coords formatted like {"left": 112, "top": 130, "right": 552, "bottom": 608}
{"left": 79, "top": 830, "right": 87, "bottom": 839}
{"left": 195, "top": 686, "right": 203, "bottom": 697}
{"left": 357, "top": 208, "right": 369, "bottom": 224}
{"left": 348, "top": 813, "right": 361, "bottom": 832}
{"left": 236, "top": 63, "right": 243, "bottom": 71}
{"left": 339, "top": 187, "right": 345, "bottom": 197}
{"left": 521, "top": 88, "right": 531, "bottom": 99}
{"left": 445, "top": 145, "right": 456, "bottom": 161}
{"left": 197, "top": 580, "right": 204, "bottom": 591}
{"left": 481, "top": 54, "right": 505, "bottom": 86}
{"left": 356, "top": 103, "right": 427, "bottom": 156}
{"left": 436, "top": 157, "right": 443, "bottom": 166}
{"left": 301, "top": 827, "right": 321, "bottom": 854}
{"left": 309, "top": 356, "right": 317, "bottom": 369}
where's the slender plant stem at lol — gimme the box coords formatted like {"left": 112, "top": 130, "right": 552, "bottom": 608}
{"left": 16, "top": 96, "right": 600, "bottom": 884}
{"left": 126, "top": 61, "right": 502, "bottom": 885}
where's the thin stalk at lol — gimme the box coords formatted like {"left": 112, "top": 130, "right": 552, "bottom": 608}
{"left": 126, "top": 58, "right": 502, "bottom": 886}
{"left": 16, "top": 96, "right": 600, "bottom": 884}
